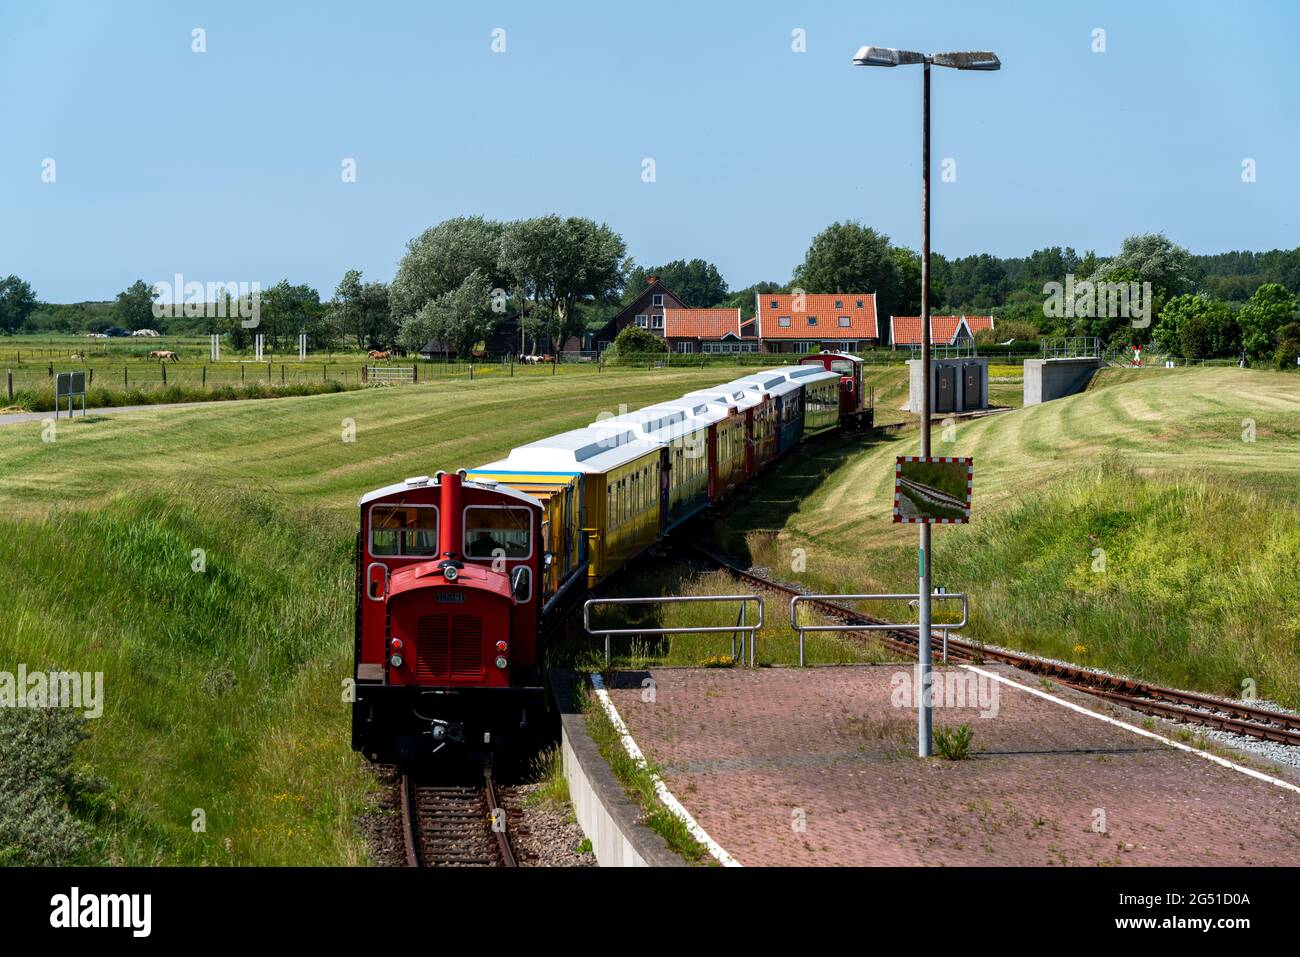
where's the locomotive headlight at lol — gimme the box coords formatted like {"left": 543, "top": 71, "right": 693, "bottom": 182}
{"left": 494, "top": 656, "right": 508, "bottom": 670}
{"left": 390, "top": 654, "right": 404, "bottom": 668}
{"left": 443, "top": 565, "right": 458, "bottom": 581}
{"left": 495, "top": 641, "right": 508, "bottom": 652}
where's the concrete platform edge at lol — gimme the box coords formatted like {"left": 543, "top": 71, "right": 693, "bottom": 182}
{"left": 549, "top": 669, "right": 687, "bottom": 868}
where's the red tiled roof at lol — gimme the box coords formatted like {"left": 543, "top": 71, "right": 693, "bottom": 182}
{"left": 891, "top": 315, "right": 995, "bottom": 346}
{"left": 756, "top": 293, "right": 878, "bottom": 339}
{"left": 664, "top": 308, "right": 741, "bottom": 340}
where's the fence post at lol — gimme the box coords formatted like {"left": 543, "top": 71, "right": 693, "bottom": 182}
{"left": 124, "top": 366, "right": 128, "bottom": 388}
{"left": 412, "top": 362, "right": 418, "bottom": 384}
{"left": 201, "top": 366, "right": 206, "bottom": 387}
{"left": 241, "top": 365, "right": 245, "bottom": 383}
{"left": 468, "top": 365, "right": 474, "bottom": 381}
{"left": 5, "top": 369, "right": 11, "bottom": 401}
{"left": 267, "top": 362, "right": 272, "bottom": 382}
{"left": 281, "top": 364, "right": 285, "bottom": 384}
{"left": 323, "top": 364, "right": 327, "bottom": 382}
{"left": 361, "top": 367, "right": 367, "bottom": 385}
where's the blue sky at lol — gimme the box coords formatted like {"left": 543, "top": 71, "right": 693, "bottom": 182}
{"left": 2, "top": 0, "right": 1297, "bottom": 302}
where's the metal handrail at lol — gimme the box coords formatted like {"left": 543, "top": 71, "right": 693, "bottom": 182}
{"left": 789, "top": 592, "right": 968, "bottom": 666}
{"left": 583, "top": 594, "right": 764, "bottom": 666}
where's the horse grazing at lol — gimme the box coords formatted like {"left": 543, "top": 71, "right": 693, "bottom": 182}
{"left": 367, "top": 350, "right": 392, "bottom": 360}
{"left": 149, "top": 350, "right": 179, "bottom": 362}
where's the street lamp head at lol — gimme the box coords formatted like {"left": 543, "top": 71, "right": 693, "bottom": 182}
{"left": 852, "top": 46, "right": 926, "bottom": 67}
{"left": 853, "top": 47, "right": 1000, "bottom": 71}
{"left": 930, "top": 51, "right": 1001, "bottom": 71}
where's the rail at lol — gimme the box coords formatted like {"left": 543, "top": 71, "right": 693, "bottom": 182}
{"left": 789, "top": 591, "right": 968, "bottom": 666}
{"left": 583, "top": 594, "right": 764, "bottom": 666}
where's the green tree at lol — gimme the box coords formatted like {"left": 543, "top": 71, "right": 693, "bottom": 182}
{"left": 1273, "top": 322, "right": 1300, "bottom": 370}
{"left": 397, "top": 269, "right": 496, "bottom": 357}
{"left": 260, "top": 280, "right": 322, "bottom": 348}
{"left": 112, "top": 279, "right": 158, "bottom": 331}
{"left": 723, "top": 281, "right": 785, "bottom": 322}
{"left": 1153, "top": 294, "right": 1239, "bottom": 359}
{"left": 1239, "top": 283, "right": 1298, "bottom": 359}
{"left": 624, "top": 259, "right": 728, "bottom": 307}
{"left": 792, "top": 222, "right": 900, "bottom": 312}
{"left": 390, "top": 216, "right": 506, "bottom": 320}
{"left": 0, "top": 277, "right": 38, "bottom": 334}
{"left": 500, "top": 215, "right": 628, "bottom": 349}
{"left": 331, "top": 269, "right": 366, "bottom": 348}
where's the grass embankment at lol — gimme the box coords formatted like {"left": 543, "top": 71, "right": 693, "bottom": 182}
{"left": 0, "top": 367, "right": 738, "bottom": 864}
{"left": 708, "top": 367, "right": 1300, "bottom": 707}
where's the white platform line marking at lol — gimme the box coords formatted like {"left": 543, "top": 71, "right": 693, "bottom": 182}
{"left": 589, "top": 673, "right": 742, "bottom": 867}
{"left": 962, "top": 664, "right": 1300, "bottom": 796}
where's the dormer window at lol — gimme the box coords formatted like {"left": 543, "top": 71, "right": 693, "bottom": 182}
{"left": 807, "top": 316, "right": 818, "bottom": 326}
{"left": 834, "top": 300, "right": 843, "bottom": 309}
{"left": 770, "top": 300, "right": 779, "bottom": 309}
{"left": 856, "top": 299, "right": 864, "bottom": 308}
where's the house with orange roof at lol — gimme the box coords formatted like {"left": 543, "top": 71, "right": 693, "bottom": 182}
{"left": 663, "top": 307, "right": 753, "bottom": 354}
{"left": 754, "top": 293, "right": 880, "bottom": 353}
{"left": 890, "top": 315, "right": 995, "bottom": 350}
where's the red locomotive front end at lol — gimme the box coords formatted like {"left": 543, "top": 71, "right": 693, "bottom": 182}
{"left": 351, "top": 470, "right": 545, "bottom": 763}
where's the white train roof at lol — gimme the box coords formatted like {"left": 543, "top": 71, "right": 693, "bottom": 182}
{"left": 722, "top": 373, "right": 801, "bottom": 398}
{"left": 759, "top": 365, "right": 842, "bottom": 386}
{"left": 680, "top": 385, "right": 762, "bottom": 412}
{"left": 474, "top": 426, "right": 660, "bottom": 475}
{"left": 648, "top": 398, "right": 731, "bottom": 426}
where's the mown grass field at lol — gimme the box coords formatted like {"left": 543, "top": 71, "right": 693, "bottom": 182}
{"left": 707, "top": 366, "right": 1300, "bottom": 707}
{"left": 0, "top": 367, "right": 744, "bottom": 865}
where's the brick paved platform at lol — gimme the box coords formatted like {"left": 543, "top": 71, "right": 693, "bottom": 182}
{"left": 603, "top": 665, "right": 1300, "bottom": 866}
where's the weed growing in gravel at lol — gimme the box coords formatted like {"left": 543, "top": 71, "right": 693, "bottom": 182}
{"left": 934, "top": 724, "right": 974, "bottom": 761}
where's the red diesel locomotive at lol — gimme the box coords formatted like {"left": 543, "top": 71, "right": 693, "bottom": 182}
{"left": 351, "top": 352, "right": 872, "bottom": 763}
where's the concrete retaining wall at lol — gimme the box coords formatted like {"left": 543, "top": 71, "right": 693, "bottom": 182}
{"left": 1023, "top": 358, "right": 1102, "bottom": 405}
{"left": 550, "top": 670, "right": 685, "bottom": 868}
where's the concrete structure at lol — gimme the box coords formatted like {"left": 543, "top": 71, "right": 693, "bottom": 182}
{"left": 1023, "top": 357, "right": 1102, "bottom": 406}
{"left": 552, "top": 670, "right": 686, "bottom": 867}
{"left": 907, "top": 356, "right": 988, "bottom": 414}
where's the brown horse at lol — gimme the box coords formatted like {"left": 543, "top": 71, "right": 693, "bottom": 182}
{"left": 149, "top": 350, "right": 179, "bottom": 362}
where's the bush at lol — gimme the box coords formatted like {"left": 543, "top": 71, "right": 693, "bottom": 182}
{"left": 0, "top": 708, "right": 102, "bottom": 866}
{"left": 612, "top": 325, "right": 666, "bottom": 355}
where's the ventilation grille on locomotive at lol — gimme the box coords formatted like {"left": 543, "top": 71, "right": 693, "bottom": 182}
{"left": 415, "top": 614, "right": 484, "bottom": 679}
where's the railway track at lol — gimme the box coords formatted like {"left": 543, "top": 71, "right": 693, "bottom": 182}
{"left": 694, "top": 545, "right": 1300, "bottom": 748}
{"left": 400, "top": 768, "right": 519, "bottom": 868}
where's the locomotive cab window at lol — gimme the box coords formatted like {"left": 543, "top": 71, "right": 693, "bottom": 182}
{"left": 369, "top": 504, "right": 439, "bottom": 557}
{"left": 463, "top": 506, "right": 532, "bottom": 560}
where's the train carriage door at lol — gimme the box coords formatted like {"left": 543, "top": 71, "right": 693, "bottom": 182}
{"left": 707, "top": 422, "right": 718, "bottom": 500}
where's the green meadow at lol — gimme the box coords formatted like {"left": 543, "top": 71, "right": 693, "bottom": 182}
{"left": 0, "top": 368, "right": 737, "bottom": 865}
{"left": 708, "top": 367, "right": 1300, "bottom": 707}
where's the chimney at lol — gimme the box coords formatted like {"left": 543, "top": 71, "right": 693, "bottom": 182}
{"left": 438, "top": 471, "right": 464, "bottom": 560}
{"left": 646, "top": 275, "right": 658, "bottom": 286}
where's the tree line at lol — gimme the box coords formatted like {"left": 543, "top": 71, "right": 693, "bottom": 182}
{"left": 4, "top": 218, "right": 1298, "bottom": 367}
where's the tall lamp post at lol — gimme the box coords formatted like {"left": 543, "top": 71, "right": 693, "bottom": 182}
{"left": 853, "top": 46, "right": 1000, "bottom": 756}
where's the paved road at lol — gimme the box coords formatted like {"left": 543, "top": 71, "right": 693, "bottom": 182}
{"left": 0, "top": 399, "right": 255, "bottom": 427}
